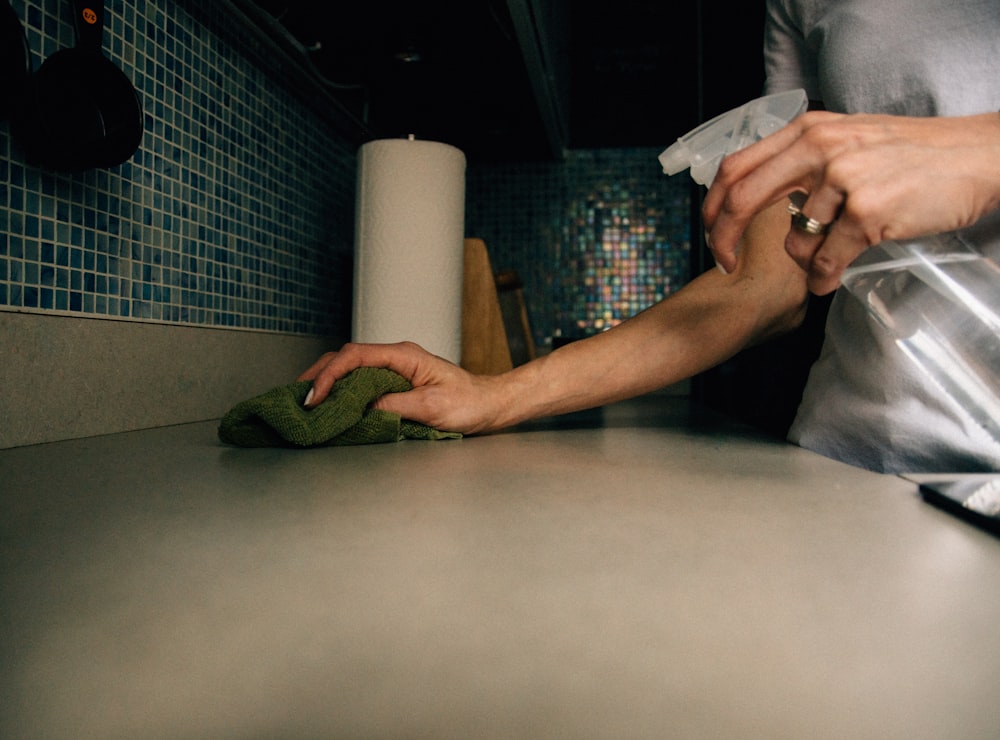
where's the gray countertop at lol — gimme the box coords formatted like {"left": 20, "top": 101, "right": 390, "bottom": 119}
{"left": 2, "top": 397, "right": 999, "bottom": 739}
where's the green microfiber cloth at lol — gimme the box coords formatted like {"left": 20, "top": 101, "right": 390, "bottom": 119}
{"left": 218, "top": 367, "right": 461, "bottom": 448}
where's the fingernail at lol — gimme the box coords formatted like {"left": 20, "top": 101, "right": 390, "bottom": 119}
{"left": 705, "top": 229, "right": 729, "bottom": 274}
{"left": 304, "top": 388, "right": 314, "bottom": 407}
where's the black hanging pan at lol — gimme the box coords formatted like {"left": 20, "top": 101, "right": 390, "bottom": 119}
{"left": 13, "top": 0, "right": 143, "bottom": 171}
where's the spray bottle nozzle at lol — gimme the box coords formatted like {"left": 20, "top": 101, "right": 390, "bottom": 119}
{"left": 658, "top": 89, "right": 808, "bottom": 186}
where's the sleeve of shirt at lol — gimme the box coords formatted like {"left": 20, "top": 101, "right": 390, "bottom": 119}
{"left": 763, "top": 0, "right": 822, "bottom": 101}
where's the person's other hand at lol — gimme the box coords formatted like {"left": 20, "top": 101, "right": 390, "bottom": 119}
{"left": 703, "top": 110, "right": 1000, "bottom": 294}
{"left": 297, "top": 341, "right": 502, "bottom": 434}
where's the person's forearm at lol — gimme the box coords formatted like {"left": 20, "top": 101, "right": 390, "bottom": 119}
{"left": 482, "top": 202, "right": 808, "bottom": 430}
{"left": 485, "top": 275, "right": 790, "bottom": 428}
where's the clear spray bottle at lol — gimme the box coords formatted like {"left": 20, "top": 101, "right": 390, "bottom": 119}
{"left": 660, "top": 89, "right": 1000, "bottom": 447}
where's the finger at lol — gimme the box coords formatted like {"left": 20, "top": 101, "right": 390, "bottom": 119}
{"left": 806, "top": 252, "right": 849, "bottom": 295}
{"left": 706, "top": 152, "right": 820, "bottom": 270}
{"left": 374, "top": 382, "right": 468, "bottom": 433}
{"left": 304, "top": 342, "right": 420, "bottom": 408}
{"left": 703, "top": 120, "right": 806, "bottom": 219}
{"left": 296, "top": 351, "right": 338, "bottom": 382}
{"left": 705, "top": 114, "right": 845, "bottom": 264}
{"left": 783, "top": 188, "right": 844, "bottom": 270}
{"left": 708, "top": 112, "right": 833, "bottom": 191}
{"left": 702, "top": 111, "right": 837, "bottom": 224}
{"left": 707, "top": 227, "right": 741, "bottom": 275}
{"left": 371, "top": 387, "right": 432, "bottom": 426}
{"left": 805, "top": 226, "right": 870, "bottom": 295}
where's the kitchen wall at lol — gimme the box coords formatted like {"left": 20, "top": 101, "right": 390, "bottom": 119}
{"left": 1, "top": 0, "right": 692, "bottom": 449}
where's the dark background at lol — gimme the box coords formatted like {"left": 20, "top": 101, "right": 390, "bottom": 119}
{"left": 246, "top": 0, "right": 768, "bottom": 162}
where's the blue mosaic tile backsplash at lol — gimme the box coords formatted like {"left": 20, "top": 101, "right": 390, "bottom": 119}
{"left": 1, "top": 0, "right": 692, "bottom": 346}
{"left": 1, "top": 0, "right": 356, "bottom": 336}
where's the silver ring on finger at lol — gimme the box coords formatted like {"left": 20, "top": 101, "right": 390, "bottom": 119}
{"left": 787, "top": 202, "right": 832, "bottom": 236}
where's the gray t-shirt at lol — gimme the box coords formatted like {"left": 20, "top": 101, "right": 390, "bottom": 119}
{"left": 763, "top": 0, "right": 1000, "bottom": 472}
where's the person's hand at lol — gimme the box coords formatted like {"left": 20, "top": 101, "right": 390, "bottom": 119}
{"left": 702, "top": 110, "right": 1000, "bottom": 294}
{"left": 297, "top": 341, "right": 503, "bottom": 434}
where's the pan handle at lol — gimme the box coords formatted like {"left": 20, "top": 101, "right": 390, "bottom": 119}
{"left": 69, "top": 0, "right": 104, "bottom": 52}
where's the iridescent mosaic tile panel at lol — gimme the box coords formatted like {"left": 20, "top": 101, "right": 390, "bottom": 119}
{"left": 467, "top": 148, "right": 691, "bottom": 347}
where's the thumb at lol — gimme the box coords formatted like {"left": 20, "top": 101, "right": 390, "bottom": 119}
{"left": 371, "top": 389, "right": 433, "bottom": 426}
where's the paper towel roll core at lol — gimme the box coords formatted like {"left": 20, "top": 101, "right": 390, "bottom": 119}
{"left": 352, "top": 138, "right": 466, "bottom": 364}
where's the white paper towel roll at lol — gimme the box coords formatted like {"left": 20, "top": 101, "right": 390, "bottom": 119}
{"left": 352, "top": 138, "right": 466, "bottom": 363}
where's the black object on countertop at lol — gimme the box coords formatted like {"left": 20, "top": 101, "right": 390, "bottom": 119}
{"left": 920, "top": 478, "right": 1000, "bottom": 537}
